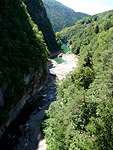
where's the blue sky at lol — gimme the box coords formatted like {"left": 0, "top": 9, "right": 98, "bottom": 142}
{"left": 57, "top": 0, "right": 113, "bottom": 15}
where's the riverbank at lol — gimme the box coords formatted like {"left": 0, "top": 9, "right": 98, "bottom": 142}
{"left": 0, "top": 52, "right": 78, "bottom": 150}
{"left": 50, "top": 52, "right": 78, "bottom": 80}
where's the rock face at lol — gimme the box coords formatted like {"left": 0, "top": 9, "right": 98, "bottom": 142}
{"left": 50, "top": 53, "right": 78, "bottom": 80}
{"left": 0, "top": 71, "right": 45, "bottom": 139}
{"left": 0, "top": 0, "right": 48, "bottom": 138}
{"left": 58, "top": 53, "right": 63, "bottom": 58}
{"left": 12, "top": 53, "right": 78, "bottom": 150}
{"left": 0, "top": 53, "right": 78, "bottom": 150}
{"left": 0, "top": 84, "right": 8, "bottom": 107}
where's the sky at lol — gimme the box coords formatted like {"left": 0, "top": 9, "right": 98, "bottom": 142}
{"left": 57, "top": 0, "right": 113, "bottom": 15}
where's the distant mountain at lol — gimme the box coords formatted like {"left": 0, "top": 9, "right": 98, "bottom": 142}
{"left": 43, "top": 0, "right": 89, "bottom": 32}
{"left": 57, "top": 10, "right": 113, "bottom": 54}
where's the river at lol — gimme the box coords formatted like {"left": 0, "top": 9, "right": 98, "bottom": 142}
{"left": 0, "top": 52, "right": 78, "bottom": 150}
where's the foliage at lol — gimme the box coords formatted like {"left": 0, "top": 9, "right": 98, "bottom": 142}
{"left": 94, "top": 25, "right": 99, "bottom": 34}
{"left": 43, "top": 0, "right": 89, "bottom": 32}
{"left": 71, "top": 66, "right": 95, "bottom": 90}
{"left": 44, "top": 10, "right": 113, "bottom": 150}
{"left": 0, "top": 0, "right": 49, "bottom": 125}
{"left": 24, "top": 0, "right": 61, "bottom": 52}
{"left": 57, "top": 10, "right": 113, "bottom": 48}
{"left": 86, "top": 98, "right": 113, "bottom": 150}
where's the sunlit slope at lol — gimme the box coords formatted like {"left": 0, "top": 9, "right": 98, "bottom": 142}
{"left": 43, "top": 0, "right": 89, "bottom": 32}
{"left": 44, "top": 10, "right": 113, "bottom": 150}
{"left": 57, "top": 10, "right": 113, "bottom": 55}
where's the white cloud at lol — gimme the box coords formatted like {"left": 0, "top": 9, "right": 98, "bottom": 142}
{"left": 57, "top": 0, "right": 113, "bottom": 15}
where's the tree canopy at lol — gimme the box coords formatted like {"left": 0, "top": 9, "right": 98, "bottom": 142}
{"left": 0, "top": 0, "right": 49, "bottom": 125}
{"left": 24, "top": 0, "right": 61, "bottom": 52}
{"left": 44, "top": 10, "right": 113, "bottom": 150}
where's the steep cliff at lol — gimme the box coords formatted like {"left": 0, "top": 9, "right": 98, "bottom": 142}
{"left": 24, "top": 0, "right": 61, "bottom": 52}
{"left": 0, "top": 0, "right": 49, "bottom": 134}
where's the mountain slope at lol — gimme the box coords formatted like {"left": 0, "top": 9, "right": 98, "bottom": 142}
{"left": 44, "top": 10, "right": 113, "bottom": 150}
{"left": 57, "top": 10, "right": 113, "bottom": 54}
{"left": 0, "top": 0, "right": 48, "bottom": 126}
{"left": 43, "top": 0, "right": 89, "bottom": 32}
{"left": 24, "top": 0, "right": 61, "bottom": 52}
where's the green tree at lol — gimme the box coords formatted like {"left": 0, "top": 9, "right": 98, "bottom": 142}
{"left": 104, "top": 20, "right": 112, "bottom": 31}
{"left": 86, "top": 98, "right": 113, "bottom": 150}
{"left": 43, "top": 0, "right": 89, "bottom": 32}
{"left": 94, "top": 25, "right": 99, "bottom": 34}
{"left": 71, "top": 66, "right": 95, "bottom": 90}
{"left": 24, "top": 0, "right": 61, "bottom": 52}
{"left": 0, "top": 0, "right": 49, "bottom": 125}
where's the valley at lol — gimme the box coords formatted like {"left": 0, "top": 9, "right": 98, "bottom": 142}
{"left": 0, "top": 0, "right": 113, "bottom": 149}
{"left": 0, "top": 51, "right": 78, "bottom": 150}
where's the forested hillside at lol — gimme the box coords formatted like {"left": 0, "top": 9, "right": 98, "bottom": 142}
{"left": 0, "top": 0, "right": 48, "bottom": 126}
{"left": 24, "top": 0, "right": 61, "bottom": 52}
{"left": 57, "top": 10, "right": 113, "bottom": 54}
{"left": 44, "top": 10, "right": 113, "bottom": 149}
{"left": 43, "top": 0, "right": 89, "bottom": 32}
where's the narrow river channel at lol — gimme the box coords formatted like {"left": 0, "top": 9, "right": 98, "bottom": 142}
{"left": 0, "top": 47, "right": 78, "bottom": 150}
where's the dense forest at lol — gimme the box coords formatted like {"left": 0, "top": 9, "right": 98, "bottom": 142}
{"left": 44, "top": 10, "right": 113, "bottom": 149}
{"left": 0, "top": 0, "right": 49, "bottom": 126}
{"left": 43, "top": 0, "right": 89, "bottom": 32}
{"left": 24, "top": 0, "right": 61, "bottom": 52}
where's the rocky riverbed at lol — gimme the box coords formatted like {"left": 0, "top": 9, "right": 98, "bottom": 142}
{"left": 0, "top": 53, "right": 78, "bottom": 150}
{"left": 50, "top": 52, "right": 78, "bottom": 80}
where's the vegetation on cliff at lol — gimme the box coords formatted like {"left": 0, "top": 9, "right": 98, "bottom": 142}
{"left": 24, "top": 0, "right": 61, "bottom": 52}
{"left": 0, "top": 0, "right": 49, "bottom": 125}
{"left": 0, "top": 0, "right": 113, "bottom": 148}
{"left": 44, "top": 10, "right": 113, "bottom": 150}
{"left": 43, "top": 0, "right": 89, "bottom": 32}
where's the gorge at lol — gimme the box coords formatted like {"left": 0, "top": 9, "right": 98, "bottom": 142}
{"left": 0, "top": 51, "right": 78, "bottom": 150}
{"left": 0, "top": 0, "right": 113, "bottom": 149}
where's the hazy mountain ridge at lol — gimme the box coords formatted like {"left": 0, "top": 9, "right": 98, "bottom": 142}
{"left": 43, "top": 0, "right": 89, "bottom": 32}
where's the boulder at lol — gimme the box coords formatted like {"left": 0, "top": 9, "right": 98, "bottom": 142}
{"left": 58, "top": 53, "right": 63, "bottom": 58}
